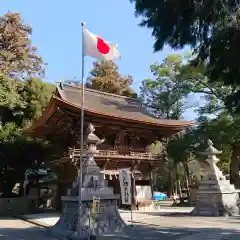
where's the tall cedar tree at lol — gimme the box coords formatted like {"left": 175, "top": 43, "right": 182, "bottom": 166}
{"left": 130, "top": 0, "right": 240, "bottom": 112}
{"left": 0, "top": 12, "right": 44, "bottom": 78}
{"left": 86, "top": 60, "right": 136, "bottom": 97}
{"left": 0, "top": 12, "right": 55, "bottom": 196}
{"left": 0, "top": 77, "right": 56, "bottom": 197}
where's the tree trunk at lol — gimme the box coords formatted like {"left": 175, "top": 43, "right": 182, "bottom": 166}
{"left": 175, "top": 168, "right": 183, "bottom": 202}
{"left": 174, "top": 182, "right": 177, "bottom": 195}
{"left": 230, "top": 143, "right": 240, "bottom": 189}
{"left": 177, "top": 179, "right": 183, "bottom": 200}
{"left": 167, "top": 171, "right": 173, "bottom": 197}
{"left": 183, "top": 162, "right": 190, "bottom": 197}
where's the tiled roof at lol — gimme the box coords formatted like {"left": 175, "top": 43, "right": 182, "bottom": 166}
{"left": 56, "top": 84, "right": 192, "bottom": 127}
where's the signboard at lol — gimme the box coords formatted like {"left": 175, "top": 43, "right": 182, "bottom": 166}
{"left": 119, "top": 168, "right": 132, "bottom": 205}
{"left": 92, "top": 196, "right": 100, "bottom": 216}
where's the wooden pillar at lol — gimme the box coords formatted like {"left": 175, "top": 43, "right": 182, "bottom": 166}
{"left": 101, "top": 159, "right": 110, "bottom": 187}
{"left": 131, "top": 160, "right": 140, "bottom": 210}
{"left": 131, "top": 172, "right": 136, "bottom": 210}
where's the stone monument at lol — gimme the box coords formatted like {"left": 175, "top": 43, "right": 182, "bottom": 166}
{"left": 48, "top": 123, "right": 133, "bottom": 239}
{"left": 192, "top": 139, "right": 239, "bottom": 216}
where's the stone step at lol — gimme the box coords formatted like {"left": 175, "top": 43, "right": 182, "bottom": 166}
{"left": 200, "top": 180, "right": 230, "bottom": 184}
{"left": 194, "top": 206, "right": 221, "bottom": 216}
{"left": 199, "top": 186, "right": 236, "bottom": 191}
{"left": 199, "top": 183, "right": 231, "bottom": 188}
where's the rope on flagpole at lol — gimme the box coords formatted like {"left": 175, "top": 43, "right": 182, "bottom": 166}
{"left": 78, "top": 21, "right": 85, "bottom": 235}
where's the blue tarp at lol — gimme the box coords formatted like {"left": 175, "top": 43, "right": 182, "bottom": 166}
{"left": 153, "top": 192, "right": 167, "bottom": 201}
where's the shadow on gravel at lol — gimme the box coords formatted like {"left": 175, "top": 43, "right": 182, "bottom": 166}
{"left": 0, "top": 226, "right": 52, "bottom": 240}
{"left": 97, "top": 225, "right": 240, "bottom": 240}
{"left": 137, "top": 212, "right": 191, "bottom": 216}
{"left": 0, "top": 225, "right": 240, "bottom": 240}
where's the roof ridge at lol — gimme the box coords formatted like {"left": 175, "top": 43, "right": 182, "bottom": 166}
{"left": 61, "top": 83, "right": 139, "bottom": 101}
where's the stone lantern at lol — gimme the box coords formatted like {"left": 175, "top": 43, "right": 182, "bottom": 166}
{"left": 192, "top": 140, "right": 239, "bottom": 217}
{"left": 201, "top": 139, "right": 223, "bottom": 180}
{"left": 85, "top": 123, "right": 105, "bottom": 155}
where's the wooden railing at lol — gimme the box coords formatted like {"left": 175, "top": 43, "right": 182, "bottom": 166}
{"left": 69, "top": 148, "right": 162, "bottom": 160}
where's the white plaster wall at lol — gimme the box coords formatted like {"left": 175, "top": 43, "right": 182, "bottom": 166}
{"left": 136, "top": 186, "right": 152, "bottom": 201}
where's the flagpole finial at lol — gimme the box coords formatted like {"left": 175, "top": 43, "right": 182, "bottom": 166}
{"left": 81, "top": 22, "right": 85, "bottom": 27}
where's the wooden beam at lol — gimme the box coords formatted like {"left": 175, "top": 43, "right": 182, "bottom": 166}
{"left": 102, "top": 158, "right": 110, "bottom": 170}
{"left": 58, "top": 106, "right": 181, "bottom": 136}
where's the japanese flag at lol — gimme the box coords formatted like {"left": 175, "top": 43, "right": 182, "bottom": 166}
{"left": 83, "top": 27, "right": 120, "bottom": 61}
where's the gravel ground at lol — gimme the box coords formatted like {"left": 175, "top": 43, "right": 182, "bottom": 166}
{"left": 1, "top": 215, "right": 239, "bottom": 240}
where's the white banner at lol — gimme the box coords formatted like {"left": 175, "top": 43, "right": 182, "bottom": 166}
{"left": 119, "top": 168, "right": 132, "bottom": 205}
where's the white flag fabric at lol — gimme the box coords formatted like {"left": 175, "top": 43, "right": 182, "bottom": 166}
{"left": 83, "top": 27, "right": 120, "bottom": 61}
{"left": 119, "top": 168, "right": 132, "bottom": 205}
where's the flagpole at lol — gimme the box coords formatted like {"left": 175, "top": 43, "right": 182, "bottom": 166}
{"left": 78, "top": 22, "right": 85, "bottom": 234}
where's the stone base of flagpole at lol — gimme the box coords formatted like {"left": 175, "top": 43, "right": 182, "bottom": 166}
{"left": 48, "top": 196, "right": 133, "bottom": 239}
{"left": 47, "top": 123, "right": 135, "bottom": 239}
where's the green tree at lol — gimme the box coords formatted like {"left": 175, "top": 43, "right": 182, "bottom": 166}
{"left": 179, "top": 60, "right": 240, "bottom": 116}
{"left": 144, "top": 53, "right": 240, "bottom": 195}
{"left": 140, "top": 55, "right": 191, "bottom": 119}
{"left": 141, "top": 55, "right": 194, "bottom": 198}
{"left": 179, "top": 60, "right": 240, "bottom": 187}
{"left": 130, "top": 0, "right": 240, "bottom": 112}
{"left": 0, "top": 74, "right": 25, "bottom": 111}
{"left": 193, "top": 115, "right": 240, "bottom": 187}
{"left": 167, "top": 130, "right": 196, "bottom": 199}
{"left": 0, "top": 77, "right": 55, "bottom": 196}
{"left": 86, "top": 60, "right": 136, "bottom": 97}
{"left": 0, "top": 122, "right": 53, "bottom": 196}
{"left": 0, "top": 12, "right": 55, "bottom": 196}
{"left": 20, "top": 78, "right": 55, "bottom": 121}
{"left": 0, "top": 76, "right": 55, "bottom": 125}
{"left": 0, "top": 12, "right": 44, "bottom": 78}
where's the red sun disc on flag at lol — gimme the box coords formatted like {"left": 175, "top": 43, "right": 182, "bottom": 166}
{"left": 97, "top": 37, "right": 110, "bottom": 54}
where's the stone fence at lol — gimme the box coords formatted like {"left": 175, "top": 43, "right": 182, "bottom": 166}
{"left": 0, "top": 197, "right": 38, "bottom": 216}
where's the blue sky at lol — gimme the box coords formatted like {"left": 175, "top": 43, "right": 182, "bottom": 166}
{"left": 1, "top": 0, "right": 196, "bottom": 120}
